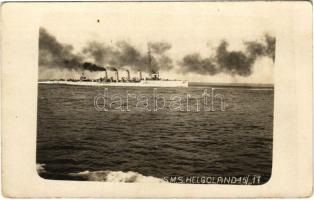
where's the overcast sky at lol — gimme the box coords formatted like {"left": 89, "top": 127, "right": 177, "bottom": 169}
{"left": 40, "top": 3, "right": 276, "bottom": 83}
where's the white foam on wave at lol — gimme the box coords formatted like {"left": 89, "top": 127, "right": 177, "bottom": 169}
{"left": 36, "top": 163, "right": 46, "bottom": 174}
{"left": 69, "top": 170, "right": 166, "bottom": 183}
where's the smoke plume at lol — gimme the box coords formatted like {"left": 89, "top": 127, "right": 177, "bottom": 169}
{"left": 82, "top": 62, "right": 106, "bottom": 72}
{"left": 109, "top": 67, "right": 118, "bottom": 71}
{"left": 81, "top": 41, "right": 113, "bottom": 67}
{"left": 149, "top": 42, "right": 171, "bottom": 54}
{"left": 39, "top": 27, "right": 275, "bottom": 79}
{"left": 81, "top": 40, "right": 174, "bottom": 73}
{"left": 39, "top": 28, "right": 105, "bottom": 72}
{"left": 39, "top": 28, "right": 175, "bottom": 76}
{"left": 179, "top": 34, "right": 276, "bottom": 76}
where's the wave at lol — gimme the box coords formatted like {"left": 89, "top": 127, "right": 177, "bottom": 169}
{"left": 36, "top": 163, "right": 46, "bottom": 174}
{"left": 69, "top": 170, "right": 166, "bottom": 183}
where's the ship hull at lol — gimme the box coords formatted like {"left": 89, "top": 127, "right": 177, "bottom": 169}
{"left": 38, "top": 80, "right": 189, "bottom": 88}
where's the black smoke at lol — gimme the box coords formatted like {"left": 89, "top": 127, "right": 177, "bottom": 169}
{"left": 149, "top": 41, "right": 171, "bottom": 54}
{"left": 39, "top": 28, "right": 105, "bottom": 72}
{"left": 82, "top": 62, "right": 106, "bottom": 72}
{"left": 111, "top": 41, "right": 146, "bottom": 69}
{"left": 180, "top": 54, "right": 217, "bottom": 75}
{"left": 179, "top": 34, "right": 276, "bottom": 76}
{"left": 109, "top": 67, "right": 118, "bottom": 71}
{"left": 39, "top": 27, "right": 275, "bottom": 78}
{"left": 149, "top": 42, "right": 174, "bottom": 73}
{"left": 81, "top": 40, "right": 174, "bottom": 73}
{"left": 81, "top": 41, "right": 113, "bottom": 67}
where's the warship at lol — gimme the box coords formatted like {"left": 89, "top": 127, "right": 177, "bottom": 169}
{"left": 39, "top": 47, "right": 188, "bottom": 88}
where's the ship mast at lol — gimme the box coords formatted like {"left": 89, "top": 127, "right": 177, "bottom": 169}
{"left": 147, "top": 44, "right": 152, "bottom": 78}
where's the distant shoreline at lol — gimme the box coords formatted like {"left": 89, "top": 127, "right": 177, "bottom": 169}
{"left": 189, "top": 82, "right": 274, "bottom": 89}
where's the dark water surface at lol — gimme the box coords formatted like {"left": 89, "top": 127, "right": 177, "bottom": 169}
{"left": 37, "top": 84, "right": 273, "bottom": 184}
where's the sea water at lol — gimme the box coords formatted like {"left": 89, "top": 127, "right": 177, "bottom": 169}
{"left": 36, "top": 84, "right": 273, "bottom": 184}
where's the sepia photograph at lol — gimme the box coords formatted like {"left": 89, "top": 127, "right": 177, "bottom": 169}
{"left": 36, "top": 6, "right": 275, "bottom": 185}
{"left": 1, "top": 2, "right": 312, "bottom": 198}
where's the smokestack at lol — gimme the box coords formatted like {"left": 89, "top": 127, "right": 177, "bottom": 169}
{"left": 147, "top": 45, "right": 152, "bottom": 78}
{"left": 109, "top": 67, "right": 119, "bottom": 81}
{"left": 116, "top": 70, "right": 119, "bottom": 81}
{"left": 138, "top": 70, "right": 142, "bottom": 80}
{"left": 104, "top": 71, "right": 108, "bottom": 79}
{"left": 104, "top": 67, "right": 108, "bottom": 79}
{"left": 126, "top": 70, "right": 130, "bottom": 80}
